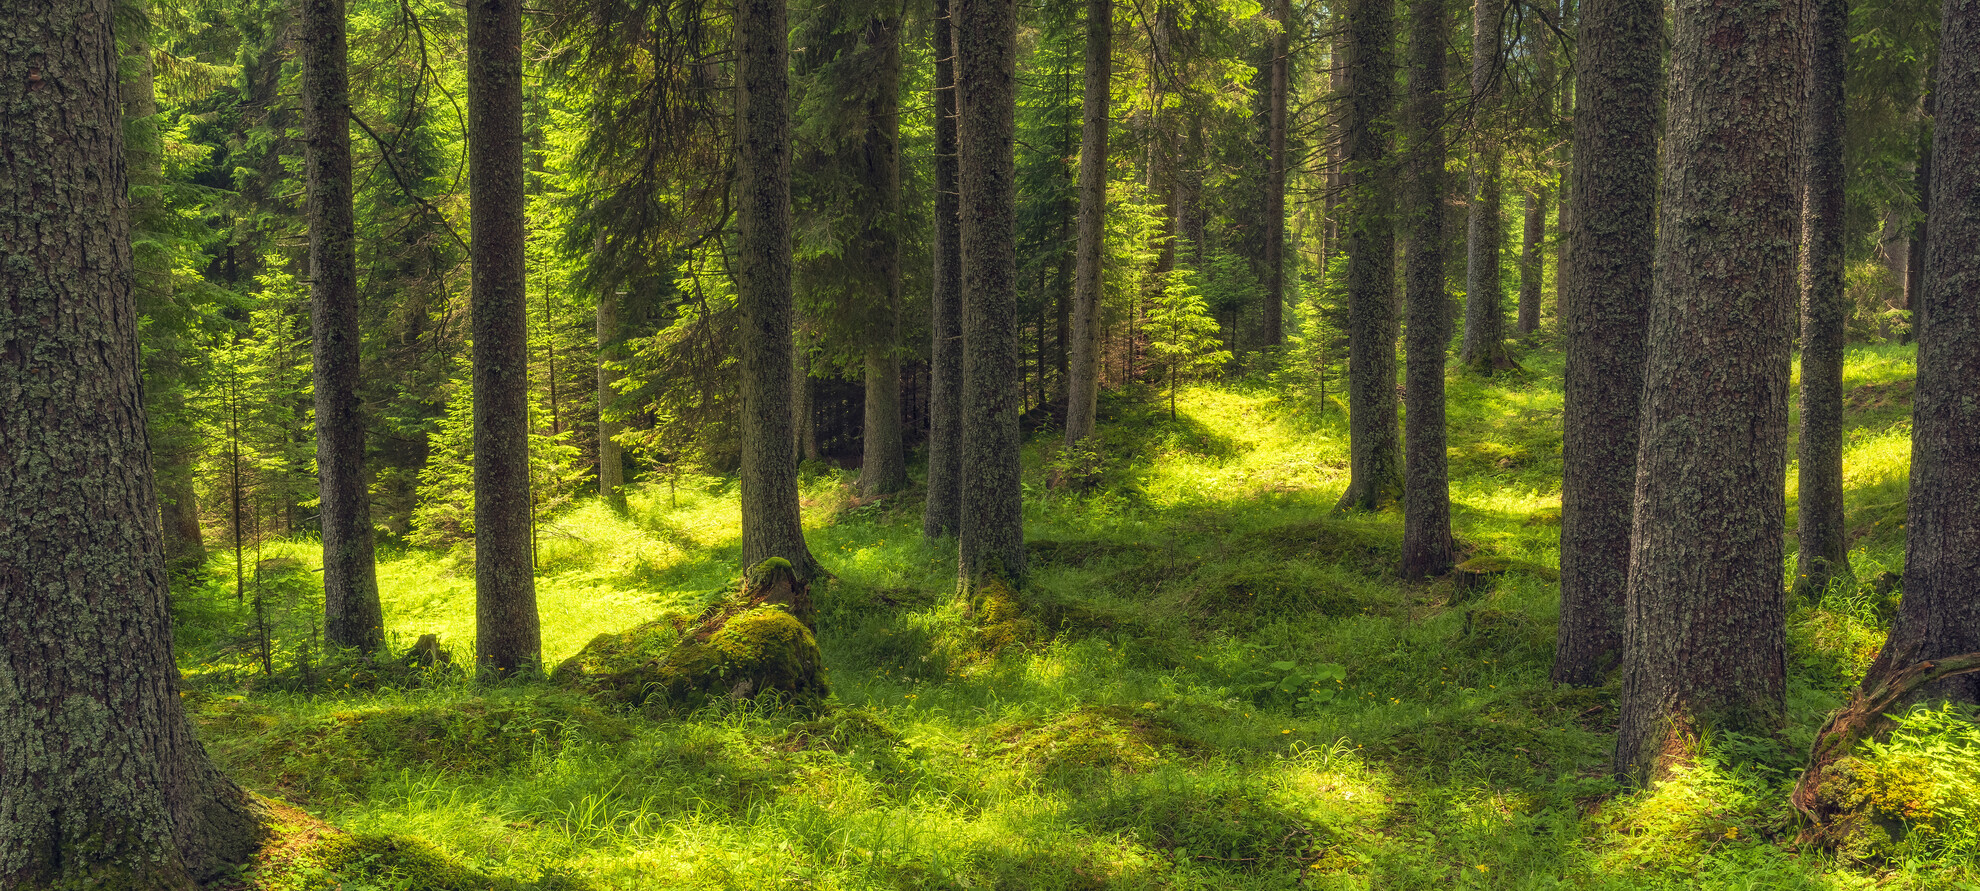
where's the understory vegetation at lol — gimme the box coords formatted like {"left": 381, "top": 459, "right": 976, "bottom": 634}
{"left": 177, "top": 342, "right": 1975, "bottom": 890}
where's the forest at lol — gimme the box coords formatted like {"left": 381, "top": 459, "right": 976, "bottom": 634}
{"left": 2, "top": 0, "right": 1978, "bottom": 882}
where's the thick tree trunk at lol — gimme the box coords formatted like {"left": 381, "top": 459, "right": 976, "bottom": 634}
{"left": 1863, "top": 0, "right": 1980, "bottom": 704}
{"left": 468, "top": 0, "right": 542, "bottom": 673}
{"left": 1262, "top": 0, "right": 1290, "bottom": 346}
{"left": 597, "top": 288, "right": 626, "bottom": 512}
{"left": 1063, "top": 0, "right": 1112, "bottom": 449}
{"left": 956, "top": 0, "right": 1026, "bottom": 591}
{"left": 0, "top": 1, "right": 266, "bottom": 882}
{"left": 1460, "top": 0, "right": 1510, "bottom": 371}
{"left": 1333, "top": 0, "right": 1401, "bottom": 511}
{"left": 859, "top": 15, "right": 909, "bottom": 497}
{"left": 923, "top": 0, "right": 965, "bottom": 537}
{"left": 1552, "top": 0, "right": 1660, "bottom": 686}
{"left": 304, "top": 0, "right": 385, "bottom": 653}
{"left": 1795, "top": 0, "right": 1850, "bottom": 600}
{"left": 1614, "top": 0, "right": 1804, "bottom": 780}
{"left": 1401, "top": 0, "right": 1454, "bottom": 578}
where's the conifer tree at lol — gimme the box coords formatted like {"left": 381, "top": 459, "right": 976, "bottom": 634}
{"left": 1335, "top": 0, "right": 1401, "bottom": 511}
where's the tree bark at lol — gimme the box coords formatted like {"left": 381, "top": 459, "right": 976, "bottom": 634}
{"left": 1401, "top": 0, "right": 1454, "bottom": 578}
{"left": 1262, "top": 0, "right": 1290, "bottom": 346}
{"left": 304, "top": 0, "right": 385, "bottom": 653}
{"left": 923, "top": 0, "right": 965, "bottom": 537}
{"left": 1863, "top": 0, "right": 1980, "bottom": 704}
{"left": 468, "top": 0, "right": 542, "bottom": 673}
{"left": 956, "top": 0, "right": 1026, "bottom": 591}
{"left": 1334, "top": 0, "right": 1401, "bottom": 511}
{"left": 1795, "top": 0, "right": 1850, "bottom": 600}
{"left": 1460, "top": 0, "right": 1509, "bottom": 371}
{"left": 1063, "top": 0, "right": 1112, "bottom": 449}
{"left": 1615, "top": 0, "right": 1805, "bottom": 780}
{"left": 859, "top": 15, "right": 908, "bottom": 497}
{"left": 1904, "top": 67, "right": 1934, "bottom": 341}
{"left": 1552, "top": 0, "right": 1660, "bottom": 687}
{"left": 597, "top": 288, "right": 626, "bottom": 512}
{"left": 736, "top": 0, "right": 822, "bottom": 580}
{"left": 0, "top": 0, "right": 266, "bottom": 882}
{"left": 1515, "top": 13, "right": 1554, "bottom": 336}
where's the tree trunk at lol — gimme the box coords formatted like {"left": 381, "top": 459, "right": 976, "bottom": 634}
{"left": 1063, "top": 0, "right": 1112, "bottom": 449}
{"left": 1460, "top": 0, "right": 1509, "bottom": 371}
{"left": 597, "top": 288, "right": 626, "bottom": 512}
{"left": 1614, "top": 0, "right": 1804, "bottom": 780}
{"left": 0, "top": 0, "right": 266, "bottom": 882}
{"left": 1261, "top": 0, "right": 1290, "bottom": 346}
{"left": 1401, "top": 0, "right": 1454, "bottom": 578}
{"left": 1795, "top": 0, "right": 1850, "bottom": 600}
{"left": 956, "top": 0, "right": 1026, "bottom": 591}
{"left": 859, "top": 15, "right": 909, "bottom": 497}
{"left": 736, "top": 0, "right": 822, "bottom": 580}
{"left": 304, "top": 0, "right": 385, "bottom": 653}
{"left": 468, "top": 0, "right": 542, "bottom": 673}
{"left": 1552, "top": 0, "right": 1660, "bottom": 687}
{"left": 923, "top": 0, "right": 965, "bottom": 537}
{"left": 1904, "top": 67, "right": 1933, "bottom": 342}
{"left": 1515, "top": 12, "right": 1554, "bottom": 336}
{"left": 1862, "top": 0, "right": 1980, "bottom": 704}
{"left": 1333, "top": 0, "right": 1401, "bottom": 511}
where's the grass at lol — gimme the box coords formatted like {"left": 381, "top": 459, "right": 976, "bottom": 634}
{"left": 174, "top": 340, "right": 1980, "bottom": 889}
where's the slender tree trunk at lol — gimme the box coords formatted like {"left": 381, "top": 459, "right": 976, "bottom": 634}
{"left": 1401, "top": 0, "right": 1454, "bottom": 578}
{"left": 923, "top": 0, "right": 965, "bottom": 537}
{"left": 1515, "top": 13, "right": 1554, "bottom": 335}
{"left": 0, "top": 0, "right": 266, "bottom": 881}
{"left": 597, "top": 288, "right": 626, "bottom": 512}
{"left": 859, "top": 15, "right": 909, "bottom": 497}
{"left": 1461, "top": 0, "right": 1509, "bottom": 371}
{"left": 736, "top": 0, "right": 821, "bottom": 580}
{"left": 468, "top": 0, "right": 541, "bottom": 673}
{"left": 304, "top": 0, "right": 385, "bottom": 653}
{"left": 1863, "top": 0, "right": 1980, "bottom": 704}
{"left": 1905, "top": 67, "right": 1934, "bottom": 343}
{"left": 1334, "top": 0, "right": 1401, "bottom": 511}
{"left": 1796, "top": 0, "right": 1850, "bottom": 599}
{"left": 1552, "top": 0, "right": 1660, "bottom": 686}
{"left": 1552, "top": 0, "right": 1574, "bottom": 310}
{"left": 1064, "top": 0, "right": 1113, "bottom": 449}
{"left": 1262, "top": 0, "right": 1290, "bottom": 346}
{"left": 956, "top": 0, "right": 1026, "bottom": 591}
{"left": 1615, "top": 0, "right": 1805, "bottom": 780}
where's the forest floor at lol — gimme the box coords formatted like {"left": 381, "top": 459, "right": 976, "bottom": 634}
{"left": 176, "top": 341, "right": 1980, "bottom": 890}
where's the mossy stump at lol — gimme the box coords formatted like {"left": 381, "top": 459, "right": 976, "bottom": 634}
{"left": 964, "top": 574, "right": 1038, "bottom": 654}
{"left": 552, "top": 559, "right": 826, "bottom": 714}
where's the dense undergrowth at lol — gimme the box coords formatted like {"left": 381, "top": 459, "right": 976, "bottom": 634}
{"left": 175, "top": 342, "right": 1980, "bottom": 889}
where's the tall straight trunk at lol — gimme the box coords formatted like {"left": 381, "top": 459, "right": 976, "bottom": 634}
{"left": 1460, "top": 0, "right": 1509, "bottom": 371}
{"left": 1334, "top": 0, "right": 1401, "bottom": 511}
{"left": 1551, "top": 0, "right": 1660, "bottom": 686}
{"left": 597, "top": 288, "right": 626, "bottom": 511}
{"left": 1515, "top": 12, "right": 1554, "bottom": 335}
{"left": 1795, "top": 0, "right": 1850, "bottom": 599}
{"left": 304, "top": 0, "right": 385, "bottom": 652}
{"left": 467, "top": 0, "right": 541, "bottom": 673}
{"left": 1614, "top": 0, "right": 1804, "bottom": 780}
{"left": 923, "top": 0, "right": 965, "bottom": 537}
{"left": 859, "top": 16, "right": 909, "bottom": 497}
{"left": 0, "top": 0, "right": 265, "bottom": 881}
{"left": 1063, "top": 0, "right": 1112, "bottom": 448}
{"left": 1905, "top": 68, "right": 1933, "bottom": 342}
{"left": 1864, "top": 0, "right": 1980, "bottom": 703}
{"left": 1401, "top": 0, "right": 1454, "bottom": 578}
{"left": 1552, "top": 0, "right": 1574, "bottom": 310}
{"left": 1262, "top": 0, "right": 1291, "bottom": 346}
{"left": 956, "top": 0, "right": 1026, "bottom": 591}
{"left": 736, "top": 0, "right": 821, "bottom": 579}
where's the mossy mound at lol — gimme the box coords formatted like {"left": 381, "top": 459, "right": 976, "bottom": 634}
{"left": 999, "top": 706, "right": 1206, "bottom": 783}
{"left": 964, "top": 575, "right": 1040, "bottom": 654}
{"left": 1244, "top": 518, "right": 1399, "bottom": 574}
{"left": 780, "top": 708, "right": 902, "bottom": 754}
{"left": 553, "top": 559, "right": 828, "bottom": 714}
{"left": 1179, "top": 565, "right": 1363, "bottom": 623}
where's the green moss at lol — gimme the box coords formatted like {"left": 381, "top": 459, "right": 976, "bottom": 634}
{"left": 966, "top": 575, "right": 1039, "bottom": 654}
{"left": 557, "top": 602, "right": 827, "bottom": 715}
{"left": 307, "top": 833, "right": 588, "bottom": 890}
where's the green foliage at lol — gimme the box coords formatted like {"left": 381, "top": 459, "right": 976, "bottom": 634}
{"left": 1145, "top": 261, "right": 1233, "bottom": 417}
{"left": 409, "top": 367, "right": 588, "bottom": 551}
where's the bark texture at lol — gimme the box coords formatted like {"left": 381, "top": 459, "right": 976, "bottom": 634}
{"left": 597, "top": 288, "right": 626, "bottom": 512}
{"left": 736, "top": 0, "right": 821, "bottom": 580}
{"left": 1401, "top": 0, "right": 1454, "bottom": 578}
{"left": 1261, "top": 0, "right": 1290, "bottom": 346}
{"left": 0, "top": 1, "right": 266, "bottom": 883}
{"left": 922, "top": 0, "right": 964, "bottom": 537}
{"left": 1062, "top": 0, "right": 1112, "bottom": 449}
{"left": 1864, "top": 0, "right": 1980, "bottom": 703}
{"left": 1796, "top": 0, "right": 1850, "bottom": 600}
{"left": 467, "top": 0, "right": 541, "bottom": 673}
{"left": 1552, "top": 0, "right": 1660, "bottom": 686}
{"left": 859, "top": 15, "right": 908, "bottom": 498}
{"left": 1334, "top": 0, "right": 1401, "bottom": 512}
{"left": 1515, "top": 17, "right": 1554, "bottom": 336}
{"left": 1615, "top": 0, "right": 1805, "bottom": 780}
{"left": 955, "top": 0, "right": 1026, "bottom": 590}
{"left": 303, "top": 0, "right": 385, "bottom": 652}
{"left": 1460, "top": 0, "right": 1509, "bottom": 371}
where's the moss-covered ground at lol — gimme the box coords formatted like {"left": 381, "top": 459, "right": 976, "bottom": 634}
{"left": 179, "top": 342, "right": 1980, "bottom": 889}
